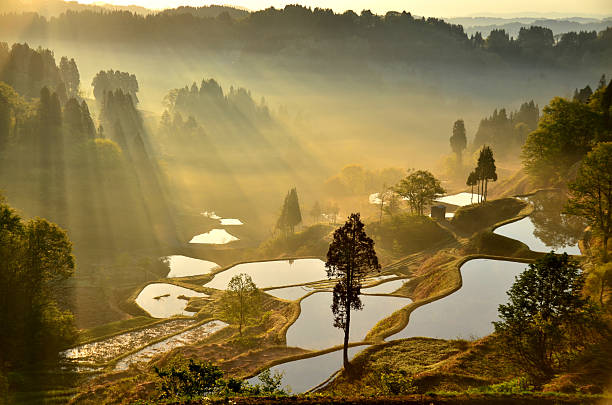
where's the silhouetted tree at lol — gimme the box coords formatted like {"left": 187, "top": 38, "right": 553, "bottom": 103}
{"left": 450, "top": 119, "right": 467, "bottom": 165}
{"left": 276, "top": 188, "right": 302, "bottom": 234}
{"left": 326, "top": 213, "right": 380, "bottom": 369}
{"left": 476, "top": 146, "right": 497, "bottom": 202}
{"left": 466, "top": 170, "right": 477, "bottom": 204}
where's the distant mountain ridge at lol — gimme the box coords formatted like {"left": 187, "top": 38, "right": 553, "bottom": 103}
{"left": 0, "top": 0, "right": 249, "bottom": 18}
{"left": 448, "top": 16, "right": 612, "bottom": 38}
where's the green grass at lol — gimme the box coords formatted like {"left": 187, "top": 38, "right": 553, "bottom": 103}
{"left": 452, "top": 198, "right": 527, "bottom": 236}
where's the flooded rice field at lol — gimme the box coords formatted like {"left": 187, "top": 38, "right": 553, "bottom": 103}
{"left": 115, "top": 320, "right": 229, "bottom": 370}
{"left": 165, "top": 255, "right": 220, "bottom": 278}
{"left": 204, "top": 259, "right": 328, "bottom": 290}
{"left": 62, "top": 319, "right": 196, "bottom": 365}
{"left": 136, "top": 283, "right": 208, "bottom": 318}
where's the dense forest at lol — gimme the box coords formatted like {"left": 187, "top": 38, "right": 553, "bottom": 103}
{"left": 0, "top": 6, "right": 610, "bottom": 69}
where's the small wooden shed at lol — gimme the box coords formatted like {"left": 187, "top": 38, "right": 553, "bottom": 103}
{"left": 431, "top": 205, "right": 446, "bottom": 220}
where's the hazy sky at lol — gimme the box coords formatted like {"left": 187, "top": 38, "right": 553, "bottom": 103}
{"left": 75, "top": 0, "right": 612, "bottom": 17}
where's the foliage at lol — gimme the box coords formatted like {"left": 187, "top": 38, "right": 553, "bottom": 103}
{"left": 0, "top": 42, "right": 70, "bottom": 98}
{"left": 224, "top": 273, "right": 261, "bottom": 335}
{"left": 1, "top": 10, "right": 611, "bottom": 69}
{"left": 449, "top": 119, "right": 467, "bottom": 165}
{"left": 324, "top": 164, "right": 405, "bottom": 197}
{"left": 470, "top": 145, "right": 497, "bottom": 203}
{"left": 522, "top": 97, "right": 605, "bottom": 184}
{"left": 258, "top": 223, "right": 333, "bottom": 258}
{"left": 394, "top": 170, "right": 445, "bottom": 216}
{"left": 584, "top": 263, "right": 612, "bottom": 306}
{"left": 326, "top": 213, "right": 380, "bottom": 368}
{"left": 0, "top": 196, "right": 76, "bottom": 367}
{"left": 92, "top": 69, "right": 139, "bottom": 103}
{"left": 276, "top": 187, "right": 302, "bottom": 234}
{"left": 154, "top": 358, "right": 224, "bottom": 399}
{"left": 472, "top": 101, "right": 539, "bottom": 156}
{"left": 493, "top": 253, "right": 605, "bottom": 383}
{"left": 255, "top": 368, "right": 286, "bottom": 395}
{"left": 565, "top": 142, "right": 612, "bottom": 261}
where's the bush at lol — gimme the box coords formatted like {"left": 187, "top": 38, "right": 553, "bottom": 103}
{"left": 154, "top": 358, "right": 224, "bottom": 399}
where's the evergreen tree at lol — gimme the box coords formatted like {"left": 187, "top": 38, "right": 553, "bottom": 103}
{"left": 326, "top": 213, "right": 380, "bottom": 369}
{"left": 449, "top": 119, "right": 467, "bottom": 165}
{"left": 466, "top": 170, "right": 477, "bottom": 204}
{"left": 276, "top": 187, "right": 302, "bottom": 234}
{"left": 476, "top": 146, "right": 497, "bottom": 202}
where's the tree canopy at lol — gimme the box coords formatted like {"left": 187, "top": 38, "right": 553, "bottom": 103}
{"left": 224, "top": 273, "right": 261, "bottom": 336}
{"left": 494, "top": 253, "right": 603, "bottom": 383}
{"left": 0, "top": 196, "right": 76, "bottom": 367}
{"left": 394, "top": 170, "right": 445, "bottom": 216}
{"left": 276, "top": 188, "right": 302, "bottom": 234}
{"left": 326, "top": 213, "right": 380, "bottom": 368}
{"left": 565, "top": 142, "right": 612, "bottom": 261}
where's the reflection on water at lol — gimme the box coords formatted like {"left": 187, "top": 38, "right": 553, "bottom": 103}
{"left": 529, "top": 191, "right": 585, "bottom": 251}
{"left": 494, "top": 192, "right": 583, "bottom": 255}
{"left": 61, "top": 319, "right": 195, "bottom": 364}
{"left": 136, "top": 283, "right": 208, "bottom": 318}
{"left": 165, "top": 255, "right": 220, "bottom": 277}
{"left": 189, "top": 229, "right": 239, "bottom": 244}
{"left": 115, "top": 320, "right": 228, "bottom": 370}
{"left": 388, "top": 259, "right": 525, "bottom": 340}
{"left": 247, "top": 345, "right": 366, "bottom": 393}
{"left": 286, "top": 292, "right": 411, "bottom": 350}
{"left": 204, "top": 259, "right": 328, "bottom": 290}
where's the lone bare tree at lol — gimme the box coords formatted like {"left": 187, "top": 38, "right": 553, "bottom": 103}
{"left": 326, "top": 213, "right": 380, "bottom": 369}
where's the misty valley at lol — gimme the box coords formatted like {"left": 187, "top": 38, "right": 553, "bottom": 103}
{"left": 0, "top": 1, "right": 611, "bottom": 404}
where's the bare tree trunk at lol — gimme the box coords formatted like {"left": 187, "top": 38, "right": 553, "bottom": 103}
{"left": 603, "top": 234, "right": 609, "bottom": 262}
{"left": 343, "top": 303, "right": 350, "bottom": 369}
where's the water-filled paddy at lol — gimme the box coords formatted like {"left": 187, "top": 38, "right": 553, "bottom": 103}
{"left": 115, "top": 320, "right": 228, "bottom": 370}
{"left": 286, "top": 292, "right": 411, "bottom": 350}
{"left": 220, "top": 218, "right": 243, "bottom": 225}
{"left": 165, "top": 255, "right": 220, "bottom": 278}
{"left": 204, "top": 259, "right": 329, "bottom": 290}
{"left": 136, "top": 283, "right": 208, "bottom": 318}
{"left": 265, "top": 286, "right": 314, "bottom": 300}
{"left": 189, "top": 229, "right": 239, "bottom": 244}
{"left": 361, "top": 279, "right": 405, "bottom": 294}
{"left": 435, "top": 192, "right": 480, "bottom": 207}
{"left": 248, "top": 346, "right": 366, "bottom": 393}
{"left": 61, "top": 319, "right": 196, "bottom": 364}
{"left": 388, "top": 259, "right": 525, "bottom": 341}
{"left": 494, "top": 217, "right": 581, "bottom": 255}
